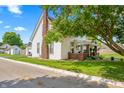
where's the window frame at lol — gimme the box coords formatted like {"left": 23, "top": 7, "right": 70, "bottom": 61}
{"left": 37, "top": 42, "right": 40, "bottom": 54}
{"left": 49, "top": 43, "right": 54, "bottom": 54}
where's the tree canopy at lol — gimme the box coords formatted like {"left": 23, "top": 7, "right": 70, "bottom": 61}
{"left": 2, "top": 32, "right": 23, "bottom": 47}
{"left": 43, "top": 5, "right": 124, "bottom": 56}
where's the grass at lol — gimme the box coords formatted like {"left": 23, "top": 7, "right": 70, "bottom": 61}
{"left": 0, "top": 54, "right": 124, "bottom": 82}
{"left": 100, "top": 53, "right": 124, "bottom": 59}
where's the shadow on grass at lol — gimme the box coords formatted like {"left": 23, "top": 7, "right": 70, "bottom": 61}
{"left": 72, "top": 61, "right": 124, "bottom": 82}
{"left": 100, "top": 65, "right": 124, "bottom": 82}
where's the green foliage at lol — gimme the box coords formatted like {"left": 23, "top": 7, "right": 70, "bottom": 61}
{"left": 45, "top": 30, "right": 64, "bottom": 44}
{"left": 20, "top": 44, "right": 26, "bottom": 49}
{"left": 45, "top": 6, "right": 124, "bottom": 42}
{"left": 114, "top": 11, "right": 124, "bottom": 44}
{"left": 2, "top": 32, "right": 23, "bottom": 46}
{"left": 42, "top": 5, "right": 124, "bottom": 56}
{"left": 86, "top": 56, "right": 97, "bottom": 60}
{"left": 101, "top": 53, "right": 124, "bottom": 59}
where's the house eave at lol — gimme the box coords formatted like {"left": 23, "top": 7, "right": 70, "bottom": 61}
{"left": 30, "top": 12, "right": 43, "bottom": 42}
{"left": 30, "top": 12, "right": 53, "bottom": 42}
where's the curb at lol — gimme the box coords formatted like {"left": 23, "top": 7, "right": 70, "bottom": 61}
{"left": 0, "top": 57, "right": 124, "bottom": 88}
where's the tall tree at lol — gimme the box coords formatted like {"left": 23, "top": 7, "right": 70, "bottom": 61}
{"left": 41, "top": 10, "right": 49, "bottom": 59}
{"left": 2, "top": 32, "right": 23, "bottom": 46}
{"left": 44, "top": 6, "right": 124, "bottom": 56}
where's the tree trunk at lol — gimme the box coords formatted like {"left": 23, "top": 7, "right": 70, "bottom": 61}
{"left": 104, "top": 40, "right": 124, "bottom": 56}
{"left": 41, "top": 10, "right": 49, "bottom": 59}
{"left": 95, "top": 36, "right": 124, "bottom": 56}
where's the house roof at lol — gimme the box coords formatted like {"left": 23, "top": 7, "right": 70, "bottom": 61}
{"left": 11, "top": 45, "right": 21, "bottom": 50}
{"left": 30, "top": 12, "right": 53, "bottom": 41}
{"left": 0, "top": 44, "right": 21, "bottom": 50}
{"left": 0, "top": 44, "right": 11, "bottom": 49}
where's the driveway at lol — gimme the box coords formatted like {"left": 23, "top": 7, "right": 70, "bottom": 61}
{"left": 0, "top": 58, "right": 112, "bottom": 88}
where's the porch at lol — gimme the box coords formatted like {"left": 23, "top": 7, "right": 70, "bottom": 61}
{"left": 68, "top": 39, "right": 97, "bottom": 60}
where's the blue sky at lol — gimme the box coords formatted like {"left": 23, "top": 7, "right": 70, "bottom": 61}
{"left": 0, "top": 5, "right": 43, "bottom": 44}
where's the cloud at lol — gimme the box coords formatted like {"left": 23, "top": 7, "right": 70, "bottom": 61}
{"left": 7, "top": 5, "right": 22, "bottom": 14}
{"left": 4, "top": 25, "right": 11, "bottom": 29}
{"left": 0, "top": 21, "right": 3, "bottom": 24}
{"left": 14, "top": 26, "right": 26, "bottom": 32}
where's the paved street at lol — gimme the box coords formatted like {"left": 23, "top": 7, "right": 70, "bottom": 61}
{"left": 0, "top": 58, "right": 111, "bottom": 88}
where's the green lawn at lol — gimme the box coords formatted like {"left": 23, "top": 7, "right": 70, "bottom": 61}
{"left": 101, "top": 53, "right": 124, "bottom": 59}
{"left": 0, "top": 54, "right": 124, "bottom": 82}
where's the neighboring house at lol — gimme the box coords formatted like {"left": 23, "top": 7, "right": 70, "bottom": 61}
{"left": 98, "top": 43, "right": 124, "bottom": 54}
{"left": 0, "top": 44, "right": 21, "bottom": 55}
{"left": 25, "top": 42, "right": 32, "bottom": 56}
{"left": 98, "top": 44, "right": 115, "bottom": 54}
{"left": 30, "top": 11, "right": 97, "bottom": 60}
{"left": 0, "top": 44, "right": 11, "bottom": 54}
{"left": 0, "top": 47, "right": 4, "bottom": 53}
{"left": 10, "top": 45, "right": 21, "bottom": 55}
{"left": 0, "top": 44, "right": 11, "bottom": 49}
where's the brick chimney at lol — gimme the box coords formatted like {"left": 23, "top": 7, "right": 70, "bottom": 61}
{"left": 41, "top": 10, "right": 49, "bottom": 59}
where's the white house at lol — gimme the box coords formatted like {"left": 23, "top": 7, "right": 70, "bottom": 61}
{"left": 0, "top": 44, "right": 21, "bottom": 55}
{"left": 30, "top": 11, "right": 97, "bottom": 60}
{"left": 0, "top": 44, "right": 11, "bottom": 54}
{"left": 25, "top": 42, "right": 32, "bottom": 56}
{"left": 10, "top": 45, "right": 21, "bottom": 55}
{"left": 0, "top": 44, "right": 11, "bottom": 49}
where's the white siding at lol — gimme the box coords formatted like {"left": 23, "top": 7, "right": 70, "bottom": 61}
{"left": 61, "top": 38, "right": 72, "bottom": 59}
{"left": 32, "top": 20, "right": 43, "bottom": 57}
{"left": 10, "top": 46, "right": 21, "bottom": 55}
{"left": 26, "top": 47, "right": 31, "bottom": 56}
{"left": 49, "top": 37, "right": 73, "bottom": 60}
{"left": 1, "top": 44, "right": 11, "bottom": 49}
{"left": 6, "top": 50, "right": 11, "bottom": 54}
{"left": 26, "top": 47, "right": 29, "bottom": 56}
{"left": 49, "top": 42, "right": 62, "bottom": 60}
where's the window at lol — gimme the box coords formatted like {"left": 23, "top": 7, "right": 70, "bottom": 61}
{"left": 37, "top": 43, "right": 40, "bottom": 54}
{"left": 71, "top": 42, "right": 74, "bottom": 47}
{"left": 76, "top": 45, "right": 82, "bottom": 53}
{"left": 70, "top": 42, "right": 74, "bottom": 53}
{"left": 49, "top": 43, "right": 54, "bottom": 54}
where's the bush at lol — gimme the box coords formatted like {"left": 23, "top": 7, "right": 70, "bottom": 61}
{"left": 120, "top": 58, "right": 124, "bottom": 62}
{"left": 86, "top": 56, "right": 96, "bottom": 60}
{"left": 111, "top": 57, "right": 115, "bottom": 61}
{"left": 86, "top": 55, "right": 103, "bottom": 60}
